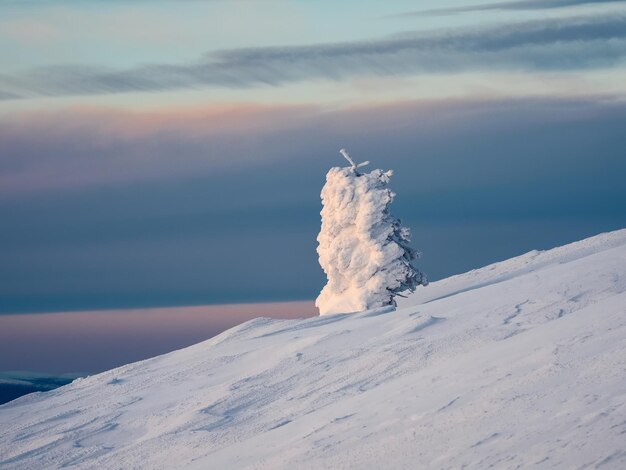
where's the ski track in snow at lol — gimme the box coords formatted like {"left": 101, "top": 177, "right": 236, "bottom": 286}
{"left": 1, "top": 229, "right": 626, "bottom": 469}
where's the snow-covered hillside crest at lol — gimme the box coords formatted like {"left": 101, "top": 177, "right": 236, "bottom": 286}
{"left": 316, "top": 149, "right": 426, "bottom": 315}
{"left": 2, "top": 229, "right": 626, "bottom": 469}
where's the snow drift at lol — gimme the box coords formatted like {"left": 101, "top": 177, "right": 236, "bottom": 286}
{"left": 1, "top": 229, "right": 626, "bottom": 469}
{"left": 316, "top": 155, "right": 426, "bottom": 315}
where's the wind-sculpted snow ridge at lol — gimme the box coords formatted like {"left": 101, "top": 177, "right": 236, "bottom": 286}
{"left": 1, "top": 229, "right": 626, "bottom": 469}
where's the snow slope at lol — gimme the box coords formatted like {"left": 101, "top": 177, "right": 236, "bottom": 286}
{"left": 1, "top": 230, "right": 626, "bottom": 469}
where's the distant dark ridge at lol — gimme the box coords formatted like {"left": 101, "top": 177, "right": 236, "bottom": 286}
{"left": 0, "top": 373, "right": 82, "bottom": 406}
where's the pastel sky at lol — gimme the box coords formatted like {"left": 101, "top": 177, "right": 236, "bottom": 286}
{"left": 1, "top": 0, "right": 626, "bottom": 320}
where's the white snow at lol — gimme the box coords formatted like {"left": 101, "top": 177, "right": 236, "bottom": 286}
{"left": 1, "top": 229, "right": 626, "bottom": 469}
{"left": 316, "top": 163, "right": 426, "bottom": 315}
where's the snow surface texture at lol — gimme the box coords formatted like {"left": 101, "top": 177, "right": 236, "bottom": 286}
{"left": 316, "top": 165, "right": 426, "bottom": 315}
{"left": 2, "top": 229, "right": 626, "bottom": 469}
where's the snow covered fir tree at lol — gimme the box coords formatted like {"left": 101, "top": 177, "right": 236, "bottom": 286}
{"left": 316, "top": 149, "right": 427, "bottom": 315}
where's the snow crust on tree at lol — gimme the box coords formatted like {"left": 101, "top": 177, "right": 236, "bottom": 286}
{"left": 316, "top": 156, "right": 427, "bottom": 315}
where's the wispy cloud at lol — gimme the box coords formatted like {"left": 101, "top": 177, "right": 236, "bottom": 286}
{"left": 1, "top": 14, "right": 625, "bottom": 99}
{"left": 0, "top": 103, "right": 316, "bottom": 192}
{"left": 2, "top": 95, "right": 624, "bottom": 195}
{"left": 0, "top": 90, "right": 21, "bottom": 100}
{"left": 397, "top": 0, "right": 626, "bottom": 17}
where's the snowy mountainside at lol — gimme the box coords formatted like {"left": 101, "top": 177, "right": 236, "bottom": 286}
{"left": 1, "top": 230, "right": 626, "bottom": 469}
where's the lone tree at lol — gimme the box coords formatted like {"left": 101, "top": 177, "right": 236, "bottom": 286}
{"left": 316, "top": 149, "right": 427, "bottom": 315}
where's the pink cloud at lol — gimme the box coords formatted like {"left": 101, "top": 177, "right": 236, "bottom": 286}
{"left": 1, "top": 95, "right": 619, "bottom": 196}
{"left": 0, "top": 102, "right": 318, "bottom": 194}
